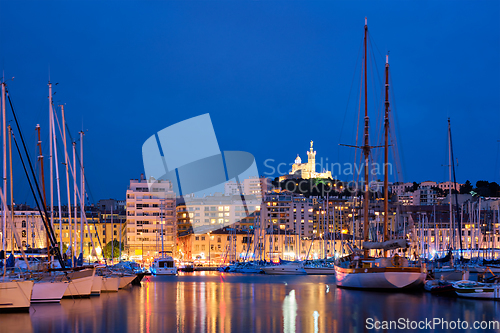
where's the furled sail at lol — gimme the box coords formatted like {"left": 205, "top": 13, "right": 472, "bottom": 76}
{"left": 362, "top": 239, "right": 409, "bottom": 250}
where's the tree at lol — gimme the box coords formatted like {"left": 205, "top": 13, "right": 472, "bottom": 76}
{"left": 431, "top": 186, "right": 445, "bottom": 197}
{"left": 103, "top": 240, "right": 124, "bottom": 259}
{"left": 488, "top": 182, "right": 500, "bottom": 197}
{"left": 460, "top": 180, "right": 473, "bottom": 194}
{"left": 475, "top": 180, "right": 491, "bottom": 197}
{"left": 410, "top": 182, "right": 420, "bottom": 192}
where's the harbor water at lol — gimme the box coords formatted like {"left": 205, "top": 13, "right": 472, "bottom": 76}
{"left": 1, "top": 272, "right": 499, "bottom": 333}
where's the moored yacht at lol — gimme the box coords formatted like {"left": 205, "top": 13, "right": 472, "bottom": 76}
{"left": 0, "top": 279, "right": 34, "bottom": 311}
{"left": 150, "top": 256, "right": 177, "bottom": 275}
{"left": 261, "top": 261, "right": 306, "bottom": 275}
{"left": 453, "top": 280, "right": 500, "bottom": 299}
{"left": 333, "top": 19, "right": 425, "bottom": 291}
{"left": 62, "top": 267, "right": 95, "bottom": 297}
{"left": 334, "top": 255, "right": 425, "bottom": 289}
{"left": 32, "top": 278, "right": 70, "bottom": 303}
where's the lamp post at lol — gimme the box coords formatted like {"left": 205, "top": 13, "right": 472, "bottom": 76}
{"left": 208, "top": 231, "right": 211, "bottom": 266}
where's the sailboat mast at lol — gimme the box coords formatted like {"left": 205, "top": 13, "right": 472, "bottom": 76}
{"left": 49, "top": 82, "right": 55, "bottom": 251}
{"left": 8, "top": 126, "right": 13, "bottom": 254}
{"left": 363, "top": 17, "right": 370, "bottom": 258}
{"left": 119, "top": 204, "right": 122, "bottom": 261}
{"left": 448, "top": 119, "right": 454, "bottom": 250}
{"left": 161, "top": 198, "right": 164, "bottom": 258}
{"left": 2, "top": 81, "right": 6, "bottom": 275}
{"left": 36, "top": 124, "right": 51, "bottom": 259}
{"left": 449, "top": 118, "right": 463, "bottom": 258}
{"left": 60, "top": 105, "right": 73, "bottom": 264}
{"left": 111, "top": 205, "right": 114, "bottom": 261}
{"left": 79, "top": 131, "right": 84, "bottom": 257}
{"left": 51, "top": 103, "right": 64, "bottom": 253}
{"left": 383, "top": 54, "right": 390, "bottom": 255}
{"left": 72, "top": 141, "right": 77, "bottom": 264}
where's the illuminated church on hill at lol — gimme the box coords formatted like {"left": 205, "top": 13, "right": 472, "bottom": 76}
{"left": 279, "top": 141, "right": 332, "bottom": 181}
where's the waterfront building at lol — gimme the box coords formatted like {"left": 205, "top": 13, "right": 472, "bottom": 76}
{"left": 260, "top": 192, "right": 315, "bottom": 237}
{"left": 391, "top": 182, "right": 413, "bottom": 197}
{"left": 177, "top": 226, "right": 347, "bottom": 263}
{"left": 3, "top": 207, "right": 113, "bottom": 258}
{"left": 125, "top": 176, "right": 177, "bottom": 260}
{"left": 420, "top": 181, "right": 438, "bottom": 189}
{"left": 97, "top": 198, "right": 126, "bottom": 213}
{"left": 413, "top": 188, "right": 439, "bottom": 206}
{"left": 397, "top": 192, "right": 414, "bottom": 206}
{"left": 438, "top": 181, "right": 463, "bottom": 192}
{"left": 4, "top": 210, "right": 47, "bottom": 251}
{"left": 176, "top": 193, "right": 261, "bottom": 236}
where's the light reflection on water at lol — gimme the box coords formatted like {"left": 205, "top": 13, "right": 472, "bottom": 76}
{"left": 1, "top": 272, "right": 499, "bottom": 333}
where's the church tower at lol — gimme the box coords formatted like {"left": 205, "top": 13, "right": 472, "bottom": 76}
{"left": 306, "top": 140, "right": 316, "bottom": 174}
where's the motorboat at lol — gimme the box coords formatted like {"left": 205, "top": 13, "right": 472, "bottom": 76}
{"left": 261, "top": 261, "right": 306, "bottom": 275}
{"left": 453, "top": 280, "right": 500, "bottom": 299}
{"left": 150, "top": 256, "right": 177, "bottom": 275}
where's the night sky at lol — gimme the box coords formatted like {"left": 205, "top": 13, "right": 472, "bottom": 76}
{"left": 0, "top": 1, "right": 499, "bottom": 204}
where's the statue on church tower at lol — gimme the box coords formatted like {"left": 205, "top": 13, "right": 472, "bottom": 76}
{"left": 307, "top": 140, "right": 316, "bottom": 174}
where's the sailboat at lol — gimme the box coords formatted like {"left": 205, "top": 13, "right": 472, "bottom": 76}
{"left": 0, "top": 80, "right": 35, "bottom": 311}
{"left": 333, "top": 19, "right": 425, "bottom": 289}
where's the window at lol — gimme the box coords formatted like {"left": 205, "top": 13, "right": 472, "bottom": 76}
{"left": 201, "top": 236, "right": 205, "bottom": 241}
{"left": 22, "top": 220, "right": 26, "bottom": 228}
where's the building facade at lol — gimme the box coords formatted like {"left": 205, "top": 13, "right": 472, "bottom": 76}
{"left": 125, "top": 177, "right": 176, "bottom": 260}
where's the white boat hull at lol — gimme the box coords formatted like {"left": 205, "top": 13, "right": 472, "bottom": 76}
{"left": 0, "top": 280, "right": 34, "bottom": 311}
{"left": 118, "top": 275, "right": 136, "bottom": 289}
{"left": 262, "top": 263, "right": 306, "bottom": 275}
{"left": 101, "top": 276, "right": 120, "bottom": 292}
{"left": 91, "top": 276, "right": 103, "bottom": 295}
{"left": 151, "top": 267, "right": 178, "bottom": 275}
{"left": 63, "top": 269, "right": 95, "bottom": 297}
{"left": 334, "top": 266, "right": 425, "bottom": 289}
{"left": 304, "top": 267, "right": 336, "bottom": 275}
{"left": 453, "top": 281, "right": 500, "bottom": 299}
{"left": 32, "top": 280, "right": 69, "bottom": 303}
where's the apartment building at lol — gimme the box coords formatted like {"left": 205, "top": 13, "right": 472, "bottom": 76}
{"left": 125, "top": 176, "right": 176, "bottom": 259}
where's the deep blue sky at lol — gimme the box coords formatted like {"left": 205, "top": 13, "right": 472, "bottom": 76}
{"left": 0, "top": 1, "right": 499, "bottom": 204}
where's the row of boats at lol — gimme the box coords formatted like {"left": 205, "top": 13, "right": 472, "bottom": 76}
{"left": 218, "top": 258, "right": 500, "bottom": 299}
{"left": 0, "top": 261, "right": 145, "bottom": 312}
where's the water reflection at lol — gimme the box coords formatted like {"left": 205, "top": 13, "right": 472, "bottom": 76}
{"left": 1, "top": 273, "right": 499, "bottom": 333}
{"left": 282, "top": 290, "right": 297, "bottom": 333}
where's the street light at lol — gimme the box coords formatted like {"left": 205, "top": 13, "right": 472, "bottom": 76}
{"left": 207, "top": 231, "right": 211, "bottom": 266}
